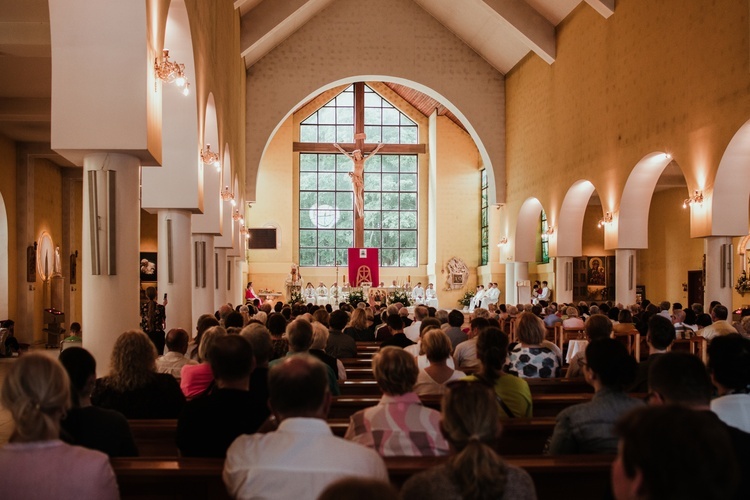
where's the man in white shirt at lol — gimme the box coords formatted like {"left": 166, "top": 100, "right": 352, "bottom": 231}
{"left": 224, "top": 356, "right": 387, "bottom": 500}
{"left": 700, "top": 305, "right": 738, "bottom": 340}
{"left": 469, "top": 285, "right": 485, "bottom": 313}
{"left": 453, "top": 317, "right": 489, "bottom": 370}
{"left": 155, "top": 328, "right": 196, "bottom": 380}
{"left": 411, "top": 282, "right": 425, "bottom": 305}
{"left": 404, "top": 305, "right": 429, "bottom": 342}
{"left": 538, "top": 281, "right": 550, "bottom": 302}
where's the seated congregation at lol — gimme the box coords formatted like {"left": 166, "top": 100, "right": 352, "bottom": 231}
{"left": 0, "top": 297, "right": 748, "bottom": 499}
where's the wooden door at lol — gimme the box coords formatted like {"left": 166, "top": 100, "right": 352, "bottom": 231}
{"left": 687, "top": 270, "right": 703, "bottom": 307}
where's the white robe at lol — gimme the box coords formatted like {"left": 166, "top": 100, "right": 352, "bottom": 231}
{"left": 411, "top": 286, "right": 425, "bottom": 305}
{"left": 425, "top": 287, "right": 438, "bottom": 308}
{"left": 316, "top": 286, "right": 329, "bottom": 306}
{"left": 469, "top": 289, "right": 485, "bottom": 312}
{"left": 481, "top": 287, "right": 499, "bottom": 309}
{"left": 303, "top": 287, "right": 317, "bottom": 304}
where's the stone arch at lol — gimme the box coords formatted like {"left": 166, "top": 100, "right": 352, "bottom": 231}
{"left": 616, "top": 152, "right": 677, "bottom": 249}
{"left": 0, "top": 192, "right": 7, "bottom": 319}
{"left": 513, "top": 198, "right": 545, "bottom": 263}
{"left": 711, "top": 118, "right": 750, "bottom": 235}
{"left": 556, "top": 180, "right": 598, "bottom": 257}
{"left": 249, "top": 75, "right": 501, "bottom": 206}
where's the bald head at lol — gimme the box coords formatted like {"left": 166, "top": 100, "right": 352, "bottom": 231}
{"left": 165, "top": 328, "right": 189, "bottom": 354}
{"left": 269, "top": 355, "right": 329, "bottom": 419}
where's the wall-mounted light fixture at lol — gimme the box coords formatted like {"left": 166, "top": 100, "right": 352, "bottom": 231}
{"left": 154, "top": 49, "right": 189, "bottom": 94}
{"left": 597, "top": 212, "right": 613, "bottom": 229}
{"left": 683, "top": 190, "right": 704, "bottom": 209}
{"left": 220, "top": 186, "right": 236, "bottom": 206}
{"left": 497, "top": 237, "right": 508, "bottom": 247}
{"left": 200, "top": 145, "right": 221, "bottom": 171}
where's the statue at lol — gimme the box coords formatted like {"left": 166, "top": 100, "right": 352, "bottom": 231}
{"left": 333, "top": 142, "right": 384, "bottom": 219}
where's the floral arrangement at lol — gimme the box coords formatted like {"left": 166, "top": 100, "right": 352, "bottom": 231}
{"left": 736, "top": 270, "right": 750, "bottom": 295}
{"left": 348, "top": 290, "right": 366, "bottom": 306}
{"left": 388, "top": 290, "right": 411, "bottom": 307}
{"left": 288, "top": 290, "right": 303, "bottom": 305}
{"left": 458, "top": 291, "right": 475, "bottom": 307}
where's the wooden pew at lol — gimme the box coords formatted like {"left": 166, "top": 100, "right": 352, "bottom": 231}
{"left": 386, "top": 454, "right": 615, "bottom": 499}
{"left": 339, "top": 379, "right": 381, "bottom": 396}
{"left": 327, "top": 417, "right": 556, "bottom": 455}
{"left": 129, "top": 419, "right": 178, "bottom": 457}
{"left": 112, "top": 457, "right": 229, "bottom": 500}
{"left": 111, "top": 454, "right": 614, "bottom": 500}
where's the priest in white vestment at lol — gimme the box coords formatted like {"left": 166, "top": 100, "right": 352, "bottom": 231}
{"left": 316, "top": 282, "right": 329, "bottom": 306}
{"left": 481, "top": 283, "right": 500, "bottom": 309}
{"left": 411, "top": 282, "right": 425, "bottom": 305}
{"left": 425, "top": 283, "right": 438, "bottom": 308}
{"left": 303, "top": 283, "right": 317, "bottom": 305}
{"left": 329, "top": 282, "right": 340, "bottom": 306}
{"left": 469, "top": 285, "right": 485, "bottom": 312}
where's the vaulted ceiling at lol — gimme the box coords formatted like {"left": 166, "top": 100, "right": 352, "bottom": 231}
{"left": 0, "top": 0, "right": 615, "bottom": 151}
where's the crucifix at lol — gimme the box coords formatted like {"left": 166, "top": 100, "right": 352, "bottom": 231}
{"left": 293, "top": 82, "right": 427, "bottom": 248}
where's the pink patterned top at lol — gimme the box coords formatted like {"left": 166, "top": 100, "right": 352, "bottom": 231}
{"left": 344, "top": 392, "right": 449, "bottom": 457}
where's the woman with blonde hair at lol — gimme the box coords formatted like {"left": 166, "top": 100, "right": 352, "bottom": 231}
{"left": 92, "top": 330, "right": 185, "bottom": 418}
{"left": 401, "top": 382, "right": 536, "bottom": 499}
{"left": 414, "top": 329, "right": 465, "bottom": 396}
{"left": 504, "top": 312, "right": 561, "bottom": 378}
{"left": 0, "top": 354, "right": 119, "bottom": 498}
{"left": 344, "top": 307, "right": 374, "bottom": 341}
{"left": 562, "top": 306, "right": 585, "bottom": 329}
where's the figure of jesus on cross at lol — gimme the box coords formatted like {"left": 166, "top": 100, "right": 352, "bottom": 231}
{"left": 334, "top": 133, "right": 384, "bottom": 220}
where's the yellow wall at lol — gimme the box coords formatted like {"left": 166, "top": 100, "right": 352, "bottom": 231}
{"left": 32, "top": 159, "right": 63, "bottom": 344}
{"left": 248, "top": 87, "right": 484, "bottom": 308}
{"left": 638, "top": 188, "right": 704, "bottom": 305}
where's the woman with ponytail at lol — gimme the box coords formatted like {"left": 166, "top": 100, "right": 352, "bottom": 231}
{"left": 401, "top": 382, "right": 537, "bottom": 499}
{"left": 0, "top": 353, "right": 119, "bottom": 498}
{"left": 464, "top": 326, "right": 532, "bottom": 419}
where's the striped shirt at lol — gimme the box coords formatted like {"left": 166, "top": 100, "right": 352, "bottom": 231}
{"left": 344, "top": 393, "right": 449, "bottom": 457}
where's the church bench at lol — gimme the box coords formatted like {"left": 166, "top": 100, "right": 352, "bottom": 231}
{"left": 326, "top": 417, "right": 556, "bottom": 455}
{"left": 339, "top": 379, "right": 381, "bottom": 396}
{"left": 111, "top": 454, "right": 614, "bottom": 500}
{"left": 128, "top": 419, "right": 179, "bottom": 457}
{"left": 330, "top": 392, "right": 645, "bottom": 419}
{"left": 340, "top": 357, "right": 373, "bottom": 368}
{"left": 338, "top": 376, "right": 593, "bottom": 397}
{"left": 345, "top": 367, "right": 377, "bottom": 379}
{"left": 111, "top": 457, "right": 229, "bottom": 500}
{"left": 385, "top": 454, "right": 615, "bottom": 499}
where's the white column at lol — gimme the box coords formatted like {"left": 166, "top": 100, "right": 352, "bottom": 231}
{"left": 615, "top": 249, "right": 637, "bottom": 306}
{"left": 704, "top": 236, "right": 734, "bottom": 307}
{"left": 555, "top": 256, "right": 574, "bottom": 305}
{"left": 157, "top": 210, "right": 192, "bottom": 332}
{"left": 515, "top": 262, "right": 530, "bottom": 304}
{"left": 504, "top": 262, "right": 516, "bottom": 304}
{"left": 215, "top": 247, "right": 227, "bottom": 308}
{"left": 192, "top": 234, "right": 215, "bottom": 329}
{"left": 82, "top": 153, "right": 140, "bottom": 376}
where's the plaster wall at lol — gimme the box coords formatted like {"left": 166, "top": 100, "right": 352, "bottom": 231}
{"left": 505, "top": 0, "right": 750, "bottom": 245}
{"left": 637, "top": 188, "right": 703, "bottom": 306}
{"left": 245, "top": 0, "right": 505, "bottom": 204}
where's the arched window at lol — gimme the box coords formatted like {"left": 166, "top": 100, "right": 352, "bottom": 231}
{"left": 298, "top": 83, "right": 420, "bottom": 267}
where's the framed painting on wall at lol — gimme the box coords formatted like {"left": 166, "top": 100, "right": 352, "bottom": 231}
{"left": 140, "top": 252, "right": 157, "bottom": 282}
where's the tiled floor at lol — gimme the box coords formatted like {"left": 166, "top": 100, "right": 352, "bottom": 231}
{"left": 0, "top": 349, "right": 62, "bottom": 444}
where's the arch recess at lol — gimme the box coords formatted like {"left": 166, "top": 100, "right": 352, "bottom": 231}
{"left": 513, "top": 198, "right": 545, "bottom": 263}
{"left": 0, "top": 192, "right": 7, "bottom": 319}
{"left": 616, "top": 152, "right": 675, "bottom": 249}
{"left": 250, "top": 75, "right": 501, "bottom": 205}
{"left": 142, "top": 0, "right": 201, "bottom": 212}
{"left": 711, "top": 119, "right": 750, "bottom": 236}
{"left": 192, "top": 93, "right": 222, "bottom": 234}
{"left": 556, "top": 180, "right": 597, "bottom": 257}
